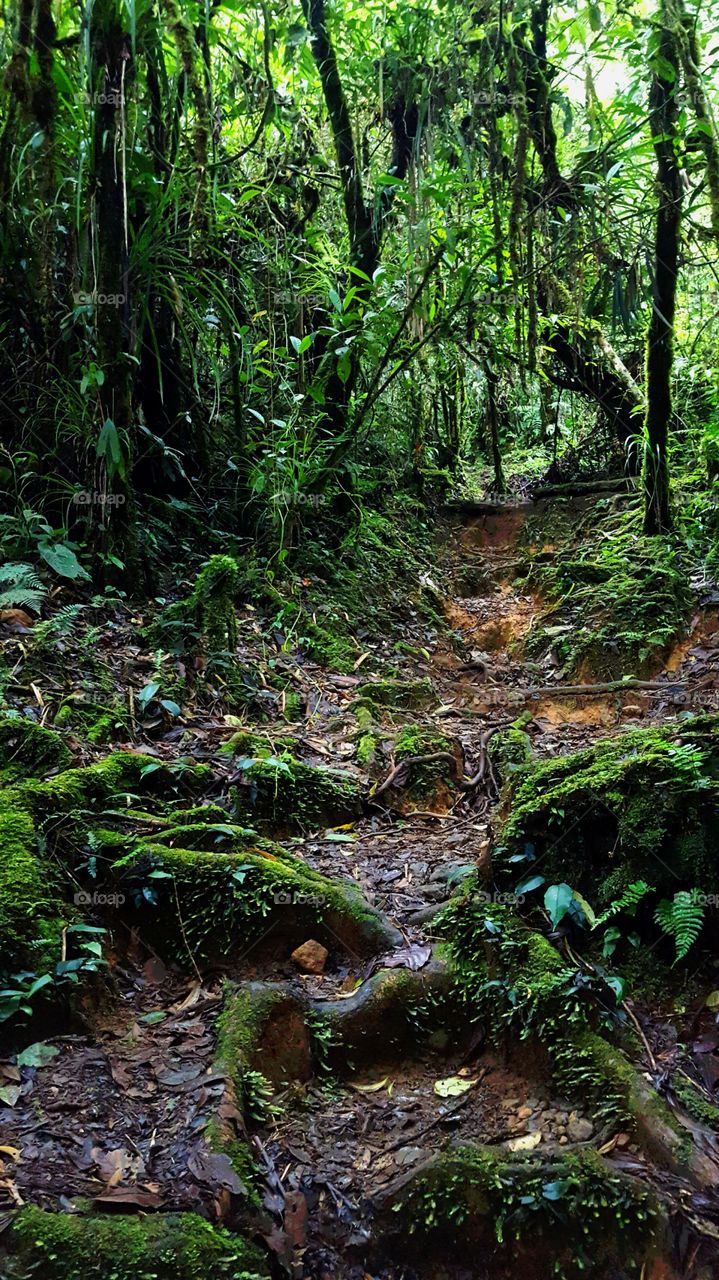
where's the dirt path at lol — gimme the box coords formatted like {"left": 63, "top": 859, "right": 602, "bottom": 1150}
{"left": 3, "top": 498, "right": 719, "bottom": 1279}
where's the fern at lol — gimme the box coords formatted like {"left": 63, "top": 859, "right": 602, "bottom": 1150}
{"left": 655, "top": 891, "right": 705, "bottom": 962}
{"left": 32, "top": 604, "right": 86, "bottom": 646}
{"left": 0, "top": 562, "right": 47, "bottom": 613}
{"left": 595, "top": 880, "right": 654, "bottom": 927}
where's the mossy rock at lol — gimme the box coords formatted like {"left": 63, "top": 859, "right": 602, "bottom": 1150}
{"left": 231, "top": 758, "right": 361, "bottom": 833}
{"left": 495, "top": 715, "right": 719, "bottom": 907}
{"left": 0, "top": 717, "right": 72, "bottom": 785}
{"left": 1, "top": 1208, "right": 269, "bottom": 1280}
{"left": 354, "top": 676, "right": 436, "bottom": 712}
{"left": 378, "top": 1144, "right": 659, "bottom": 1279}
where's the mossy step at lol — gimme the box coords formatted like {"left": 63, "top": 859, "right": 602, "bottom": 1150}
{"left": 113, "top": 839, "right": 401, "bottom": 962}
{"left": 231, "top": 757, "right": 361, "bottom": 833}
{"left": 0, "top": 717, "right": 72, "bottom": 785}
{"left": 216, "top": 959, "right": 457, "bottom": 1086}
{"left": 0, "top": 752, "right": 209, "bottom": 970}
{"left": 442, "top": 894, "right": 719, "bottom": 1191}
{"left": 377, "top": 1144, "right": 662, "bottom": 1279}
{"left": 1, "top": 1208, "right": 269, "bottom": 1280}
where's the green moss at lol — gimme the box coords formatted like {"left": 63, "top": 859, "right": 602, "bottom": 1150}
{"left": 0, "top": 793, "right": 60, "bottom": 968}
{"left": 3, "top": 1207, "right": 269, "bottom": 1280}
{"left": 521, "top": 516, "right": 691, "bottom": 677}
{"left": 115, "top": 838, "right": 392, "bottom": 961}
{"left": 488, "top": 723, "right": 533, "bottom": 784}
{"left": 673, "top": 1076, "right": 719, "bottom": 1128}
{"left": 399, "top": 1144, "right": 656, "bottom": 1273}
{"left": 357, "top": 730, "right": 380, "bottom": 766}
{"left": 391, "top": 725, "right": 459, "bottom": 805}
{"left": 231, "top": 758, "right": 361, "bottom": 832}
{"left": 354, "top": 677, "right": 435, "bottom": 710}
{"left": 151, "top": 555, "right": 241, "bottom": 656}
{"left": 53, "top": 697, "right": 128, "bottom": 746}
{"left": 0, "top": 716, "right": 72, "bottom": 784}
{"left": 495, "top": 715, "right": 719, "bottom": 905}
{"left": 13, "top": 754, "right": 209, "bottom": 822}
{"left": 219, "top": 730, "right": 297, "bottom": 759}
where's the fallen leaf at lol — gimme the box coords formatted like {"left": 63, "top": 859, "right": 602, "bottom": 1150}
{"left": 94, "top": 1186, "right": 164, "bottom": 1208}
{"left": 506, "top": 1131, "right": 542, "bottom": 1152}
{"left": 16, "top": 1042, "right": 59, "bottom": 1069}
{"left": 350, "top": 1077, "right": 390, "bottom": 1094}
{"left": 434, "top": 1076, "right": 474, "bottom": 1098}
{"left": 0, "top": 1088, "right": 21, "bottom": 1108}
{"left": 0, "top": 1147, "right": 21, "bottom": 1161}
{"left": 0, "top": 609, "right": 34, "bottom": 629}
{"left": 187, "top": 1150, "right": 247, "bottom": 1195}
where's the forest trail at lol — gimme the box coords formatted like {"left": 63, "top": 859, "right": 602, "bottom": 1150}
{"left": 2, "top": 494, "right": 719, "bottom": 1279}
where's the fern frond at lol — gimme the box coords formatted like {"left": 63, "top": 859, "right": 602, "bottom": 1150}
{"left": 0, "top": 586, "right": 46, "bottom": 612}
{"left": 595, "top": 880, "right": 654, "bottom": 927}
{"left": 0, "top": 562, "right": 48, "bottom": 614}
{"left": 32, "top": 604, "right": 85, "bottom": 646}
{"left": 655, "top": 891, "right": 704, "bottom": 962}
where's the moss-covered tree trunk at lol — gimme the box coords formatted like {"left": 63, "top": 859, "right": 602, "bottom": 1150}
{"left": 643, "top": 15, "right": 682, "bottom": 536}
{"left": 671, "top": 0, "right": 719, "bottom": 248}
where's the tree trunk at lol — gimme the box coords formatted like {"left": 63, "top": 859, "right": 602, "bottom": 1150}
{"left": 643, "top": 14, "right": 682, "bottom": 535}
{"left": 485, "top": 362, "right": 507, "bottom": 495}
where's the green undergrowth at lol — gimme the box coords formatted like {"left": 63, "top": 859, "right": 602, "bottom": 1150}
{"left": 520, "top": 500, "right": 692, "bottom": 677}
{"left": 494, "top": 714, "right": 719, "bottom": 927}
{"left": 1, "top": 1208, "right": 269, "bottom": 1280}
{"left": 395, "top": 1144, "right": 657, "bottom": 1277}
